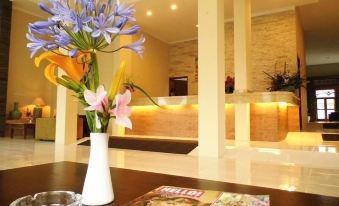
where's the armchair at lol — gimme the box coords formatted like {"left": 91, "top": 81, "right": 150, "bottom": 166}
{"left": 35, "top": 118, "right": 56, "bottom": 141}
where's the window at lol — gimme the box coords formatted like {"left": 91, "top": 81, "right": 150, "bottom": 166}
{"left": 316, "top": 89, "right": 335, "bottom": 120}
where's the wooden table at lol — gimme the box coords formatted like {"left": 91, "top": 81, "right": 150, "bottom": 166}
{"left": 5, "top": 120, "right": 35, "bottom": 139}
{"left": 0, "top": 162, "right": 338, "bottom": 205}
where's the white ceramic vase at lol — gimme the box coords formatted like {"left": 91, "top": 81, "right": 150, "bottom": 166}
{"left": 82, "top": 133, "right": 114, "bottom": 205}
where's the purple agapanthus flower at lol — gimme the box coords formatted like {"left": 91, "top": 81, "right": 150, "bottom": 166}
{"left": 30, "top": 19, "right": 57, "bottom": 29}
{"left": 119, "top": 25, "right": 140, "bottom": 35}
{"left": 50, "top": 1, "right": 72, "bottom": 23}
{"left": 92, "top": 13, "right": 119, "bottom": 44}
{"left": 26, "top": 32, "right": 57, "bottom": 58}
{"left": 39, "top": 3, "right": 54, "bottom": 15}
{"left": 99, "top": 4, "right": 107, "bottom": 14}
{"left": 70, "top": 10, "right": 92, "bottom": 33}
{"left": 29, "top": 19, "right": 57, "bottom": 35}
{"left": 54, "top": 31, "right": 72, "bottom": 47}
{"left": 108, "top": 0, "right": 113, "bottom": 7}
{"left": 27, "top": 0, "right": 145, "bottom": 57}
{"left": 114, "top": 16, "right": 128, "bottom": 29}
{"left": 29, "top": 25, "right": 54, "bottom": 35}
{"left": 69, "top": 48, "right": 78, "bottom": 57}
{"left": 86, "top": 0, "right": 96, "bottom": 12}
{"left": 122, "top": 36, "right": 145, "bottom": 57}
{"left": 114, "top": 4, "right": 136, "bottom": 21}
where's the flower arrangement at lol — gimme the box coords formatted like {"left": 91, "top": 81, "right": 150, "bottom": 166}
{"left": 225, "top": 76, "right": 234, "bottom": 94}
{"left": 27, "top": 0, "right": 153, "bottom": 133}
{"left": 264, "top": 63, "right": 305, "bottom": 92}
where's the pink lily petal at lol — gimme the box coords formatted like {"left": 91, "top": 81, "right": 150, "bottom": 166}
{"left": 84, "top": 90, "right": 97, "bottom": 105}
{"left": 109, "top": 90, "right": 133, "bottom": 129}
{"left": 83, "top": 85, "right": 109, "bottom": 113}
{"left": 116, "top": 89, "right": 131, "bottom": 107}
{"left": 96, "top": 85, "right": 107, "bottom": 101}
{"left": 114, "top": 106, "right": 131, "bottom": 117}
{"left": 115, "top": 116, "right": 132, "bottom": 129}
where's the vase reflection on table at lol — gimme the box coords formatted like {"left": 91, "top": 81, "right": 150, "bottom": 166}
{"left": 27, "top": 0, "right": 155, "bottom": 205}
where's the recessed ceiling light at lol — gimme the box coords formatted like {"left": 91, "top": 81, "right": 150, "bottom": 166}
{"left": 146, "top": 10, "right": 153, "bottom": 16}
{"left": 171, "top": 4, "right": 177, "bottom": 10}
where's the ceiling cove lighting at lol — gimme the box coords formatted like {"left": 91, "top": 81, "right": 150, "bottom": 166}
{"left": 146, "top": 10, "right": 153, "bottom": 16}
{"left": 171, "top": 4, "right": 177, "bottom": 10}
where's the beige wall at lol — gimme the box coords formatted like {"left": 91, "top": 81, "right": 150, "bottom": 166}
{"left": 169, "top": 40, "right": 198, "bottom": 95}
{"left": 7, "top": 9, "right": 56, "bottom": 117}
{"left": 124, "top": 32, "right": 169, "bottom": 98}
{"left": 169, "top": 10, "right": 298, "bottom": 94}
{"left": 307, "top": 63, "right": 339, "bottom": 77}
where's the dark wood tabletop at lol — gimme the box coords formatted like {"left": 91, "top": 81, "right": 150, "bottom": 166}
{"left": 0, "top": 161, "right": 338, "bottom": 205}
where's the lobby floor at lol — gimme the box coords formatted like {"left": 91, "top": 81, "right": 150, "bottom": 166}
{"left": 0, "top": 134, "right": 339, "bottom": 198}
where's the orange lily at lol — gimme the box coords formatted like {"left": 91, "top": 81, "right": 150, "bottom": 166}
{"left": 34, "top": 51, "right": 90, "bottom": 85}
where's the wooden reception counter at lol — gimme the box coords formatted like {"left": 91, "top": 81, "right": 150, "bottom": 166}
{"left": 127, "top": 92, "right": 300, "bottom": 141}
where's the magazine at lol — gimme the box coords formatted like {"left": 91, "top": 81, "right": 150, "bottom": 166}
{"left": 122, "top": 185, "right": 270, "bottom": 206}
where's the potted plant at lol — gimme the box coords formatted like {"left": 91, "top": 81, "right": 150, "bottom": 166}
{"left": 225, "top": 76, "right": 234, "bottom": 94}
{"left": 263, "top": 63, "right": 305, "bottom": 92}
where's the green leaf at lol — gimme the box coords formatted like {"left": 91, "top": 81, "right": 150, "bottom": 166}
{"left": 125, "top": 82, "right": 160, "bottom": 107}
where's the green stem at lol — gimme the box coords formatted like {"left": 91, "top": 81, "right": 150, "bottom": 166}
{"left": 87, "top": 53, "right": 99, "bottom": 91}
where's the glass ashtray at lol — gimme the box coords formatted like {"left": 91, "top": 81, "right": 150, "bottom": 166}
{"left": 10, "top": 191, "right": 82, "bottom": 206}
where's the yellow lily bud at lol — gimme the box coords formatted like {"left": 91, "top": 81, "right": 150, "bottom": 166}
{"left": 108, "top": 61, "right": 126, "bottom": 101}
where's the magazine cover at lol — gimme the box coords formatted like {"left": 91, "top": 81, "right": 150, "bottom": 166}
{"left": 122, "top": 185, "right": 270, "bottom": 206}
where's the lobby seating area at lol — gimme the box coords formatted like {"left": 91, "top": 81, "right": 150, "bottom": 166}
{"left": 35, "top": 118, "right": 56, "bottom": 141}
{"left": 1, "top": 0, "right": 339, "bottom": 205}
{"left": 6, "top": 117, "right": 85, "bottom": 140}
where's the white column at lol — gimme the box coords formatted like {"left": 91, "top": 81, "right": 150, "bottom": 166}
{"left": 234, "top": 0, "right": 251, "bottom": 146}
{"left": 55, "top": 70, "right": 78, "bottom": 145}
{"left": 198, "top": 0, "right": 225, "bottom": 157}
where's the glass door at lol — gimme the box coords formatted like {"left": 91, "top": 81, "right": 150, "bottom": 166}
{"left": 316, "top": 89, "right": 335, "bottom": 120}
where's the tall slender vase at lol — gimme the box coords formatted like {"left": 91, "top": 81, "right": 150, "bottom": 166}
{"left": 82, "top": 133, "right": 114, "bottom": 205}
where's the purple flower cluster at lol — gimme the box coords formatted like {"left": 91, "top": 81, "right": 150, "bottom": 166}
{"left": 27, "top": 0, "right": 145, "bottom": 58}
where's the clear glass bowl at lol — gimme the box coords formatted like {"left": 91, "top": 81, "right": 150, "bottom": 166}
{"left": 10, "top": 191, "right": 82, "bottom": 206}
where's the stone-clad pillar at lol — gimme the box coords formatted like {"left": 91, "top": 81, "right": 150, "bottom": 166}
{"left": 198, "top": 0, "right": 225, "bottom": 157}
{"left": 0, "top": 1, "right": 12, "bottom": 136}
{"left": 234, "top": 0, "right": 251, "bottom": 146}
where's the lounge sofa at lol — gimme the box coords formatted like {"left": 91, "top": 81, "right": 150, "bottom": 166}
{"left": 35, "top": 118, "right": 56, "bottom": 141}
{"left": 35, "top": 116, "right": 85, "bottom": 140}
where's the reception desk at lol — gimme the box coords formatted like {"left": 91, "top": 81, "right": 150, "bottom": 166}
{"left": 127, "top": 92, "right": 300, "bottom": 142}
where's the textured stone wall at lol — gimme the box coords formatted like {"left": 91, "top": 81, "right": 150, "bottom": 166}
{"left": 127, "top": 103, "right": 299, "bottom": 141}
{"left": 169, "top": 10, "right": 298, "bottom": 94}
{"left": 169, "top": 40, "right": 198, "bottom": 95}
{"left": 0, "top": 1, "right": 12, "bottom": 136}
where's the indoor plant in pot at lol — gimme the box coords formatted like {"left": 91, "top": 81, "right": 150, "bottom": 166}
{"left": 263, "top": 62, "right": 305, "bottom": 92}
{"left": 27, "top": 0, "right": 153, "bottom": 205}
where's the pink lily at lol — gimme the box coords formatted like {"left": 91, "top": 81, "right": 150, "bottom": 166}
{"left": 83, "top": 85, "right": 108, "bottom": 112}
{"left": 110, "top": 90, "right": 132, "bottom": 129}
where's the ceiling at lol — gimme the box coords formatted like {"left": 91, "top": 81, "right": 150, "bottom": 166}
{"left": 14, "top": 0, "right": 337, "bottom": 67}
{"left": 298, "top": 0, "right": 339, "bottom": 66}
{"left": 14, "top": 0, "right": 317, "bottom": 43}
{"left": 133, "top": 0, "right": 318, "bottom": 43}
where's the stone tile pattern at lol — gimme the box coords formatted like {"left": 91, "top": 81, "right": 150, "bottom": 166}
{"left": 169, "top": 10, "right": 297, "bottom": 95}
{"left": 0, "top": 1, "right": 12, "bottom": 136}
{"left": 169, "top": 40, "right": 198, "bottom": 95}
{"left": 127, "top": 103, "right": 299, "bottom": 141}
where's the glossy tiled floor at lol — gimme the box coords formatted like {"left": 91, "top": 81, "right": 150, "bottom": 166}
{"left": 1, "top": 133, "right": 339, "bottom": 198}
